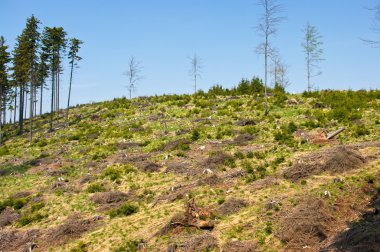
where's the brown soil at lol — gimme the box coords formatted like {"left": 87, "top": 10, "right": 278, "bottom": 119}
{"left": 11, "top": 190, "right": 33, "bottom": 199}
{"left": 183, "top": 234, "right": 218, "bottom": 252}
{"left": 46, "top": 213, "right": 102, "bottom": 246}
{"left": 250, "top": 176, "right": 280, "bottom": 191}
{"left": 0, "top": 207, "right": 20, "bottom": 228}
{"left": 197, "top": 174, "right": 221, "bottom": 186}
{"left": 90, "top": 191, "right": 129, "bottom": 205}
{"left": 324, "top": 191, "right": 380, "bottom": 252}
{"left": 163, "top": 139, "right": 191, "bottom": 151}
{"left": 153, "top": 184, "right": 195, "bottom": 206}
{"left": 217, "top": 198, "right": 248, "bottom": 216}
{"left": 3, "top": 213, "right": 101, "bottom": 250}
{"left": 277, "top": 197, "right": 335, "bottom": 251}
{"left": 235, "top": 119, "right": 256, "bottom": 126}
{"left": 0, "top": 229, "right": 41, "bottom": 252}
{"left": 203, "top": 151, "right": 234, "bottom": 169}
{"left": 222, "top": 240, "right": 257, "bottom": 252}
{"left": 230, "top": 133, "right": 255, "bottom": 146}
{"left": 165, "top": 159, "right": 200, "bottom": 176}
{"left": 284, "top": 146, "right": 366, "bottom": 182}
{"left": 136, "top": 162, "right": 161, "bottom": 172}
{"left": 157, "top": 199, "right": 214, "bottom": 237}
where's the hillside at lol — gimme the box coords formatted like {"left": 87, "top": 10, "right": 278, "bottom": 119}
{"left": 0, "top": 90, "right": 380, "bottom": 252}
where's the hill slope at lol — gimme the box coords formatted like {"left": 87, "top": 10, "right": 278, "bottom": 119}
{"left": 0, "top": 91, "right": 380, "bottom": 251}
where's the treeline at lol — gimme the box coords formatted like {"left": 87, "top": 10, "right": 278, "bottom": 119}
{"left": 0, "top": 15, "right": 83, "bottom": 144}
{"left": 207, "top": 77, "right": 284, "bottom": 96}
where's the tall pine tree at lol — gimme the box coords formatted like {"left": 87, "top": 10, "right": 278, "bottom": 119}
{"left": 41, "top": 27, "right": 66, "bottom": 132}
{"left": 0, "top": 36, "right": 11, "bottom": 144}
{"left": 66, "top": 38, "right": 83, "bottom": 125}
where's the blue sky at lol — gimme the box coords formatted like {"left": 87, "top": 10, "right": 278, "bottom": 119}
{"left": 1, "top": 0, "right": 380, "bottom": 108}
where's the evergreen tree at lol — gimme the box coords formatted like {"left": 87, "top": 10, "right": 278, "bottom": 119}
{"left": 66, "top": 38, "right": 83, "bottom": 125}
{"left": 12, "top": 15, "right": 41, "bottom": 137}
{"left": 0, "top": 36, "right": 11, "bottom": 144}
{"left": 41, "top": 27, "right": 67, "bottom": 132}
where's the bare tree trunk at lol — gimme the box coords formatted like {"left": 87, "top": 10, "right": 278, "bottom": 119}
{"left": 29, "top": 82, "right": 33, "bottom": 143}
{"left": 66, "top": 60, "right": 74, "bottom": 126}
{"left": 264, "top": 33, "right": 269, "bottom": 116}
{"left": 49, "top": 68, "right": 55, "bottom": 132}
{"left": 18, "top": 84, "right": 24, "bottom": 135}
{"left": 40, "top": 83, "right": 43, "bottom": 115}
{"left": 56, "top": 63, "right": 60, "bottom": 121}
{"left": 2, "top": 100, "right": 6, "bottom": 125}
{"left": 14, "top": 87, "right": 17, "bottom": 124}
{"left": 24, "top": 90, "right": 28, "bottom": 119}
{"left": 0, "top": 92, "right": 2, "bottom": 144}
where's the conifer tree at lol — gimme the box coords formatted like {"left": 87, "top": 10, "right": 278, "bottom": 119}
{"left": 41, "top": 27, "right": 67, "bottom": 132}
{"left": 12, "top": 15, "right": 41, "bottom": 138}
{"left": 66, "top": 38, "right": 83, "bottom": 125}
{"left": 0, "top": 36, "right": 11, "bottom": 144}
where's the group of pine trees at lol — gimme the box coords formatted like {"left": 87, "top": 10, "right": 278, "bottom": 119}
{"left": 0, "top": 15, "right": 83, "bottom": 144}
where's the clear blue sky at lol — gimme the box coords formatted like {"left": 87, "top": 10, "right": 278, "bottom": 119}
{"left": 1, "top": 0, "right": 379, "bottom": 108}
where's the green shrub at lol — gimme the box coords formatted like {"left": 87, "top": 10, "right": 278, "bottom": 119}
{"left": 30, "top": 202, "right": 45, "bottom": 213}
{"left": 18, "top": 212, "right": 45, "bottom": 226}
{"left": 113, "top": 240, "right": 139, "bottom": 252}
{"left": 109, "top": 203, "right": 139, "bottom": 218}
{"left": 102, "top": 167, "right": 121, "bottom": 181}
{"left": 0, "top": 197, "right": 29, "bottom": 213}
{"left": 0, "top": 146, "right": 10, "bottom": 156}
{"left": 70, "top": 241, "right": 88, "bottom": 252}
{"left": 191, "top": 129, "right": 201, "bottom": 141}
{"left": 264, "top": 221, "right": 273, "bottom": 235}
{"left": 234, "top": 151, "right": 245, "bottom": 160}
{"left": 86, "top": 182, "right": 106, "bottom": 193}
{"left": 352, "top": 125, "right": 370, "bottom": 137}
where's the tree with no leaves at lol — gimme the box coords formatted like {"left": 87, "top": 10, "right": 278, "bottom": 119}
{"left": 189, "top": 53, "right": 202, "bottom": 94}
{"left": 124, "top": 56, "right": 143, "bottom": 99}
{"left": 363, "top": 4, "right": 380, "bottom": 48}
{"left": 256, "top": 0, "right": 284, "bottom": 116}
{"left": 270, "top": 53, "right": 289, "bottom": 90}
{"left": 302, "top": 23, "right": 323, "bottom": 92}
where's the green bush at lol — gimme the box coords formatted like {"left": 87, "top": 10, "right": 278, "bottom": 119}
{"left": 18, "top": 212, "right": 45, "bottom": 226}
{"left": 86, "top": 182, "right": 106, "bottom": 193}
{"left": 102, "top": 167, "right": 121, "bottom": 181}
{"left": 352, "top": 125, "right": 370, "bottom": 137}
{"left": 113, "top": 240, "right": 139, "bottom": 252}
{"left": 109, "top": 203, "right": 138, "bottom": 218}
{"left": 0, "top": 146, "right": 10, "bottom": 156}
{"left": 0, "top": 197, "right": 29, "bottom": 213}
{"left": 191, "top": 129, "right": 201, "bottom": 141}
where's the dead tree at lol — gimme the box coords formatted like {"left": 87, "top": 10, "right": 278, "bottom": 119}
{"left": 189, "top": 53, "right": 202, "bottom": 94}
{"left": 123, "top": 56, "right": 143, "bottom": 99}
{"left": 256, "top": 0, "right": 284, "bottom": 116}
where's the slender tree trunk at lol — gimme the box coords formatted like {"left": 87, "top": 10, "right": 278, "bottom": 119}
{"left": 18, "top": 84, "right": 24, "bottom": 135}
{"left": 307, "top": 51, "right": 311, "bottom": 92}
{"left": 56, "top": 61, "right": 60, "bottom": 121}
{"left": 0, "top": 92, "right": 2, "bottom": 144}
{"left": 24, "top": 90, "right": 27, "bottom": 119}
{"left": 2, "top": 100, "right": 6, "bottom": 125}
{"left": 14, "top": 87, "right": 17, "bottom": 125}
{"left": 66, "top": 60, "right": 74, "bottom": 126}
{"left": 29, "top": 81, "right": 33, "bottom": 143}
{"left": 264, "top": 33, "right": 269, "bottom": 116}
{"left": 40, "top": 83, "right": 43, "bottom": 115}
{"left": 49, "top": 69, "right": 55, "bottom": 132}
{"left": 194, "top": 75, "right": 197, "bottom": 94}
